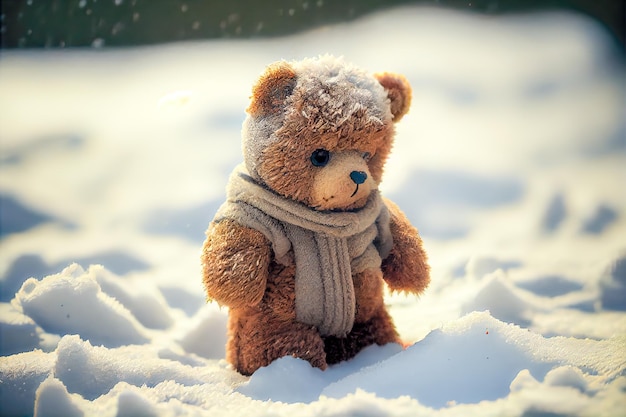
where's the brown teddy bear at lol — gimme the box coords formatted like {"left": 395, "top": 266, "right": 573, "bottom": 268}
{"left": 201, "top": 55, "right": 430, "bottom": 376}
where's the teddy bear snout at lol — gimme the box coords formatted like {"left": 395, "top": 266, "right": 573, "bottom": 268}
{"left": 310, "top": 151, "right": 374, "bottom": 211}
{"left": 350, "top": 171, "right": 367, "bottom": 185}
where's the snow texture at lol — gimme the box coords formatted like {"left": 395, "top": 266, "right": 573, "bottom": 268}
{"left": 1, "top": 6, "right": 625, "bottom": 417}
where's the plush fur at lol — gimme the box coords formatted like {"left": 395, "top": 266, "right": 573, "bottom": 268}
{"left": 202, "top": 56, "right": 430, "bottom": 376}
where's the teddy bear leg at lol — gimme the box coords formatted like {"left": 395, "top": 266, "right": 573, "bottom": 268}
{"left": 323, "top": 268, "right": 400, "bottom": 365}
{"left": 229, "top": 312, "right": 327, "bottom": 375}
{"left": 323, "top": 306, "right": 399, "bottom": 365}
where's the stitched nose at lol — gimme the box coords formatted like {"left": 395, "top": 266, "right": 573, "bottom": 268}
{"left": 350, "top": 171, "right": 367, "bottom": 185}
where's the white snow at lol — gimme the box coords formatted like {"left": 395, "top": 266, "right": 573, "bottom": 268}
{"left": 13, "top": 265, "right": 151, "bottom": 347}
{"left": 1, "top": 5, "right": 625, "bottom": 417}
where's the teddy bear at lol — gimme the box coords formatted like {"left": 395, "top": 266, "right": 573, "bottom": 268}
{"left": 201, "top": 55, "right": 430, "bottom": 376}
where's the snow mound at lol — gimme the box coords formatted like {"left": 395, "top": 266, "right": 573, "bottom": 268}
{"left": 93, "top": 266, "right": 173, "bottom": 330}
{"left": 323, "top": 312, "right": 554, "bottom": 407}
{"left": 462, "top": 270, "right": 531, "bottom": 326}
{"left": 236, "top": 311, "right": 625, "bottom": 411}
{"left": 11, "top": 264, "right": 150, "bottom": 347}
{"left": 543, "top": 366, "right": 588, "bottom": 392}
{"left": 1, "top": 290, "right": 624, "bottom": 416}
{"left": 599, "top": 254, "right": 626, "bottom": 311}
{"left": 464, "top": 256, "right": 522, "bottom": 280}
{"left": 0, "top": 302, "right": 44, "bottom": 355}
{"left": 1, "top": 351, "right": 53, "bottom": 416}
{"left": 53, "top": 334, "right": 227, "bottom": 400}
{"left": 34, "top": 377, "right": 84, "bottom": 417}
{"left": 238, "top": 343, "right": 403, "bottom": 403}
{"left": 176, "top": 303, "right": 227, "bottom": 360}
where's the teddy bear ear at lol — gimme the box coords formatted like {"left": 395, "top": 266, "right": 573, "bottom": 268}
{"left": 247, "top": 61, "right": 297, "bottom": 117}
{"left": 374, "top": 72, "right": 412, "bottom": 122}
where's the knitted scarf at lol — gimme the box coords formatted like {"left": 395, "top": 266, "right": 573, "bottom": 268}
{"left": 214, "top": 164, "right": 393, "bottom": 336}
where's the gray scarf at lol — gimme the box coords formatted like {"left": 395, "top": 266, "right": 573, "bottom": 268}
{"left": 214, "top": 164, "right": 393, "bottom": 336}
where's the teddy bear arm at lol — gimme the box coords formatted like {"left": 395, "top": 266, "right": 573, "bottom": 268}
{"left": 201, "top": 219, "right": 271, "bottom": 308}
{"left": 381, "top": 198, "right": 430, "bottom": 295}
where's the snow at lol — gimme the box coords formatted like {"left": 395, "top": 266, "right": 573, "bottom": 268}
{"left": 13, "top": 265, "right": 151, "bottom": 347}
{"left": 1, "top": 5, "right": 625, "bottom": 417}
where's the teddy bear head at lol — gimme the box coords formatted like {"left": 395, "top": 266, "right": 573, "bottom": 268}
{"left": 242, "top": 56, "right": 411, "bottom": 211}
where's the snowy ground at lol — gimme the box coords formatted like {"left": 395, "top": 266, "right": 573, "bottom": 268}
{"left": 1, "top": 6, "right": 625, "bottom": 417}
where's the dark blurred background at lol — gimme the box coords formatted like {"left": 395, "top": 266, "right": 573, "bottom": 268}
{"left": 1, "top": 0, "right": 624, "bottom": 51}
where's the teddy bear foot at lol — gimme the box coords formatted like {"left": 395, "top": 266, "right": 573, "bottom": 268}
{"left": 323, "top": 307, "right": 400, "bottom": 365}
{"left": 231, "top": 320, "right": 328, "bottom": 376}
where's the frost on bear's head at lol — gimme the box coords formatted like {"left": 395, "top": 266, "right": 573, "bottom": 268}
{"left": 242, "top": 55, "right": 412, "bottom": 211}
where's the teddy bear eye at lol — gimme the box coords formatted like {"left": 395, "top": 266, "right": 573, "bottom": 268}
{"left": 362, "top": 152, "right": 372, "bottom": 161}
{"left": 310, "top": 149, "right": 331, "bottom": 167}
